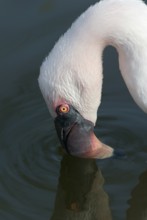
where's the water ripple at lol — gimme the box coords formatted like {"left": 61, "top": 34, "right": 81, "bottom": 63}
{"left": 0, "top": 91, "right": 60, "bottom": 220}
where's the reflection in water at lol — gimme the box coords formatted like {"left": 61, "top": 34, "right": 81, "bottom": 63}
{"left": 51, "top": 155, "right": 112, "bottom": 220}
{"left": 1, "top": 0, "right": 147, "bottom": 218}
{"left": 127, "top": 170, "right": 147, "bottom": 220}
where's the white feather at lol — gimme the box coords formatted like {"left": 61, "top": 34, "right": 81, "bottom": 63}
{"left": 39, "top": 0, "right": 147, "bottom": 124}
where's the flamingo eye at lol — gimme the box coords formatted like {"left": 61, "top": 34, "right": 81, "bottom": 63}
{"left": 58, "top": 104, "right": 70, "bottom": 113}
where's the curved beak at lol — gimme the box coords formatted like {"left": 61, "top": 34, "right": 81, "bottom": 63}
{"left": 54, "top": 117, "right": 114, "bottom": 159}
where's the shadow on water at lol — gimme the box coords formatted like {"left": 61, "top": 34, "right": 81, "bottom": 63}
{"left": 50, "top": 155, "right": 112, "bottom": 220}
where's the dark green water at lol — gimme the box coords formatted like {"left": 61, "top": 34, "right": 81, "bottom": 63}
{"left": 0, "top": 1, "right": 147, "bottom": 220}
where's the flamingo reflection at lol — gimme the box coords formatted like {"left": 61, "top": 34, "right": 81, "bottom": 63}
{"left": 50, "top": 155, "right": 112, "bottom": 220}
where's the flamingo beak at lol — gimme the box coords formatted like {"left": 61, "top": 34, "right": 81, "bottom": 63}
{"left": 54, "top": 108, "right": 114, "bottom": 159}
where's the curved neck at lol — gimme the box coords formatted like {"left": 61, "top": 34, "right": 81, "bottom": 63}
{"left": 70, "top": 0, "right": 147, "bottom": 113}
{"left": 39, "top": 0, "right": 147, "bottom": 125}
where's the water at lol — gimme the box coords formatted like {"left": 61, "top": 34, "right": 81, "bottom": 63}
{"left": 0, "top": 0, "right": 147, "bottom": 219}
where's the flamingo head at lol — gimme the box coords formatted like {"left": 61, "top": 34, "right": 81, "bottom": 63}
{"left": 38, "top": 34, "right": 114, "bottom": 159}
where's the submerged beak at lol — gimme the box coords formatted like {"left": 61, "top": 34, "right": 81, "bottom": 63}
{"left": 54, "top": 108, "right": 114, "bottom": 159}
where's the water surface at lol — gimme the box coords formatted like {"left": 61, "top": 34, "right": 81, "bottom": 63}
{"left": 0, "top": 0, "right": 147, "bottom": 220}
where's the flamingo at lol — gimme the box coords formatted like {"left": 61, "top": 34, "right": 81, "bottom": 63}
{"left": 38, "top": 0, "right": 147, "bottom": 159}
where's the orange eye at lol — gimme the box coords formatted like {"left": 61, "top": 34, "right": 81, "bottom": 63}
{"left": 59, "top": 104, "right": 70, "bottom": 113}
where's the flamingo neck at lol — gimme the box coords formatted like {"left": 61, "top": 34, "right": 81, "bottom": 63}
{"left": 39, "top": 0, "right": 147, "bottom": 124}
{"left": 68, "top": 0, "right": 147, "bottom": 113}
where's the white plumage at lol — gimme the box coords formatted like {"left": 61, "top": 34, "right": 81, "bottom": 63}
{"left": 39, "top": 0, "right": 147, "bottom": 126}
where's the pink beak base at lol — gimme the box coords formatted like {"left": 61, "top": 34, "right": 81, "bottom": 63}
{"left": 66, "top": 127, "right": 114, "bottom": 159}
{"left": 77, "top": 132, "right": 114, "bottom": 159}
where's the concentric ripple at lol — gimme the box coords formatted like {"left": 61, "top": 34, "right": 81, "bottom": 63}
{"left": 0, "top": 89, "right": 61, "bottom": 220}
{"left": 1, "top": 86, "right": 147, "bottom": 220}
